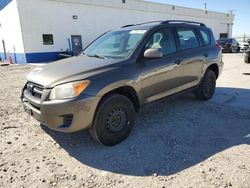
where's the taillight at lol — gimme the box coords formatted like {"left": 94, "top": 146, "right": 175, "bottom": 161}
{"left": 216, "top": 42, "right": 222, "bottom": 49}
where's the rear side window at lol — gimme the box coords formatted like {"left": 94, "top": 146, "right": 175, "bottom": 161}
{"left": 177, "top": 28, "right": 199, "bottom": 50}
{"left": 145, "top": 28, "right": 177, "bottom": 55}
{"left": 199, "top": 29, "right": 211, "bottom": 46}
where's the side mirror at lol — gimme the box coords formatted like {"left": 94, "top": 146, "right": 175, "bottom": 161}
{"left": 144, "top": 48, "right": 163, "bottom": 59}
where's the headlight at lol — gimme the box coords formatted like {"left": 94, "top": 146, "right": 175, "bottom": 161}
{"left": 49, "top": 80, "right": 90, "bottom": 100}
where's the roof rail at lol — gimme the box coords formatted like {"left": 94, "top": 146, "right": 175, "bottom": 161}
{"left": 121, "top": 21, "right": 161, "bottom": 28}
{"left": 121, "top": 20, "right": 206, "bottom": 28}
{"left": 121, "top": 24, "right": 135, "bottom": 28}
{"left": 136, "top": 21, "right": 162, "bottom": 25}
{"left": 162, "top": 20, "right": 206, "bottom": 27}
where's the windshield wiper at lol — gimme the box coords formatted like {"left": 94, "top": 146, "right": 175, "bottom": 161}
{"left": 87, "top": 54, "right": 108, "bottom": 59}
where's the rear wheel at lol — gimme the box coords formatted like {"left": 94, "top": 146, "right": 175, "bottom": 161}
{"left": 90, "top": 94, "right": 135, "bottom": 146}
{"left": 195, "top": 69, "right": 216, "bottom": 100}
{"left": 245, "top": 54, "right": 250, "bottom": 64}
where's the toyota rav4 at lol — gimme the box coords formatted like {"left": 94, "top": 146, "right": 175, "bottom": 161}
{"left": 21, "top": 20, "right": 223, "bottom": 146}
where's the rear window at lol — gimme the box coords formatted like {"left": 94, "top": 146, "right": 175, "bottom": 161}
{"left": 199, "top": 29, "right": 211, "bottom": 46}
{"left": 217, "top": 39, "right": 232, "bottom": 44}
{"left": 177, "top": 28, "right": 199, "bottom": 50}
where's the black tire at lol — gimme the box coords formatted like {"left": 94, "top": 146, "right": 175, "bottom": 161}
{"left": 90, "top": 94, "right": 135, "bottom": 146}
{"left": 237, "top": 47, "right": 240, "bottom": 53}
{"left": 195, "top": 69, "right": 216, "bottom": 100}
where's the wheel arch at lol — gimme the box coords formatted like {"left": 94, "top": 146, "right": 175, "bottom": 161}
{"left": 206, "top": 63, "right": 219, "bottom": 79}
{"left": 97, "top": 85, "right": 140, "bottom": 113}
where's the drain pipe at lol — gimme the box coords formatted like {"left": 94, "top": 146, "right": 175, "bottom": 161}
{"left": 68, "top": 38, "right": 72, "bottom": 55}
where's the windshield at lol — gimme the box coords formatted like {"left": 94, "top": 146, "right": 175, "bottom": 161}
{"left": 83, "top": 30, "right": 147, "bottom": 59}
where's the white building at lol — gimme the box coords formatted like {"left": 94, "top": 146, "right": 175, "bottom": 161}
{"left": 0, "top": 0, "right": 234, "bottom": 64}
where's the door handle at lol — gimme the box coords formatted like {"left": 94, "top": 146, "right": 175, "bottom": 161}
{"left": 203, "top": 53, "right": 208, "bottom": 58}
{"left": 175, "top": 60, "right": 182, "bottom": 65}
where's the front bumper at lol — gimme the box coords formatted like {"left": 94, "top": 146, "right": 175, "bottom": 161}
{"left": 21, "top": 86, "right": 100, "bottom": 133}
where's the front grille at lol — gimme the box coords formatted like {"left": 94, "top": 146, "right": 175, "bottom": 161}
{"left": 26, "top": 82, "right": 44, "bottom": 99}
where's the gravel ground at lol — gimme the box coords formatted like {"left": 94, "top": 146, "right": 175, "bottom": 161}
{"left": 0, "top": 54, "right": 250, "bottom": 188}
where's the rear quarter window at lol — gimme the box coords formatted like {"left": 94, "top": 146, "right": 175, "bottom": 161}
{"left": 199, "top": 29, "right": 211, "bottom": 46}
{"left": 177, "top": 28, "right": 199, "bottom": 50}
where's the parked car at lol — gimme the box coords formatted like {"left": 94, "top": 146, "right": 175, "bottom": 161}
{"left": 21, "top": 20, "right": 223, "bottom": 146}
{"left": 239, "top": 42, "right": 250, "bottom": 52}
{"left": 216, "top": 38, "right": 240, "bottom": 53}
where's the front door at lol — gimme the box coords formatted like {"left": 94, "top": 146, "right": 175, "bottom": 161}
{"left": 71, "top": 35, "right": 82, "bottom": 56}
{"left": 140, "top": 28, "right": 183, "bottom": 103}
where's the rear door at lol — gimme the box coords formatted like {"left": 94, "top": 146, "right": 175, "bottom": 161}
{"left": 140, "top": 27, "right": 183, "bottom": 102}
{"left": 174, "top": 27, "right": 207, "bottom": 88}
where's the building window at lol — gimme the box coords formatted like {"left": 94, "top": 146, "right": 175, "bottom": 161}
{"left": 122, "top": 0, "right": 126, "bottom": 3}
{"left": 219, "top": 33, "right": 228, "bottom": 39}
{"left": 42, "top": 34, "right": 54, "bottom": 45}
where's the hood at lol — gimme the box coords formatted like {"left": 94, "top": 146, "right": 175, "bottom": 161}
{"left": 27, "top": 55, "right": 120, "bottom": 88}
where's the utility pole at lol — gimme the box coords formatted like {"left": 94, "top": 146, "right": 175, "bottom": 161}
{"left": 228, "top": 10, "right": 235, "bottom": 14}
{"left": 204, "top": 3, "right": 207, "bottom": 11}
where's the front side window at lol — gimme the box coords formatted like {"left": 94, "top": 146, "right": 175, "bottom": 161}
{"left": 199, "top": 29, "right": 211, "bottom": 46}
{"left": 83, "top": 30, "right": 147, "bottom": 59}
{"left": 177, "top": 28, "right": 199, "bottom": 50}
{"left": 233, "top": 39, "right": 237, "bottom": 45}
{"left": 145, "top": 28, "right": 177, "bottom": 55}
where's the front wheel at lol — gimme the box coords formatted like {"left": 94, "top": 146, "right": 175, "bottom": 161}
{"left": 90, "top": 94, "right": 135, "bottom": 146}
{"left": 195, "top": 69, "right": 216, "bottom": 100}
